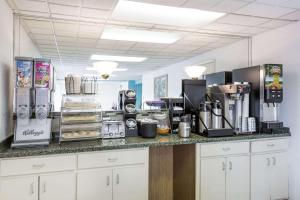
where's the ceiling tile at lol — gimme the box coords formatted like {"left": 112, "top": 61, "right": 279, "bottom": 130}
{"left": 241, "top": 26, "right": 268, "bottom": 35}
{"left": 14, "top": 0, "right": 49, "bottom": 12}
{"left": 24, "top": 20, "right": 53, "bottom": 29}
{"left": 204, "top": 23, "right": 248, "bottom": 33}
{"left": 234, "top": 2, "right": 296, "bottom": 18}
{"left": 130, "top": 0, "right": 185, "bottom": 7}
{"left": 54, "top": 22, "right": 78, "bottom": 31}
{"left": 210, "top": 0, "right": 250, "bottom": 12}
{"left": 81, "top": 8, "right": 110, "bottom": 19}
{"left": 216, "top": 14, "right": 269, "bottom": 26}
{"left": 259, "top": 20, "right": 291, "bottom": 28}
{"left": 29, "top": 27, "right": 53, "bottom": 34}
{"left": 82, "top": 0, "right": 116, "bottom": 9}
{"left": 181, "top": 0, "right": 222, "bottom": 10}
{"left": 49, "top": 4, "right": 80, "bottom": 16}
{"left": 48, "top": 0, "right": 81, "bottom": 6}
{"left": 256, "top": 0, "right": 287, "bottom": 5}
{"left": 280, "top": 10, "right": 300, "bottom": 20}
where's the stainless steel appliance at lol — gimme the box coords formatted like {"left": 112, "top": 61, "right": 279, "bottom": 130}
{"left": 232, "top": 65, "right": 284, "bottom": 133}
{"left": 102, "top": 121, "right": 125, "bottom": 139}
{"left": 207, "top": 82, "right": 251, "bottom": 134}
{"left": 199, "top": 102, "right": 212, "bottom": 133}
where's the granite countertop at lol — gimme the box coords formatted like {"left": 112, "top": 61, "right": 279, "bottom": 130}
{"left": 0, "top": 132, "right": 291, "bottom": 158}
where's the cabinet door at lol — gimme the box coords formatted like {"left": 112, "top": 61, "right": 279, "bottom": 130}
{"left": 251, "top": 154, "right": 270, "bottom": 200}
{"left": 0, "top": 176, "right": 38, "bottom": 200}
{"left": 200, "top": 158, "right": 226, "bottom": 200}
{"left": 227, "top": 156, "right": 250, "bottom": 200}
{"left": 77, "top": 169, "right": 113, "bottom": 200}
{"left": 270, "top": 152, "right": 289, "bottom": 200}
{"left": 39, "top": 172, "right": 76, "bottom": 200}
{"left": 113, "top": 165, "right": 148, "bottom": 200}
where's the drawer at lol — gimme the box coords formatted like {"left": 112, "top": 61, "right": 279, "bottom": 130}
{"left": 200, "top": 141, "right": 250, "bottom": 157}
{"left": 251, "top": 138, "right": 289, "bottom": 153}
{"left": 0, "top": 155, "right": 76, "bottom": 177}
{"left": 78, "top": 148, "right": 148, "bottom": 169}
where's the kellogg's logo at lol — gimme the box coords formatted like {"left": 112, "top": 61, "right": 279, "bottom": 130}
{"left": 23, "top": 129, "right": 44, "bottom": 136}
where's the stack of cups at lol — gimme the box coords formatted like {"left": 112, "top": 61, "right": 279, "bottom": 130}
{"left": 248, "top": 117, "right": 256, "bottom": 133}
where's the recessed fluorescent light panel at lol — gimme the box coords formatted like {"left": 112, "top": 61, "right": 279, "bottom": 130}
{"left": 90, "top": 55, "right": 147, "bottom": 62}
{"left": 111, "top": 0, "right": 225, "bottom": 28}
{"left": 101, "top": 26, "right": 181, "bottom": 44}
{"left": 114, "top": 68, "right": 128, "bottom": 71}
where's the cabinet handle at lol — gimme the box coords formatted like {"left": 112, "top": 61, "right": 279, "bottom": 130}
{"left": 32, "top": 164, "right": 45, "bottom": 169}
{"left": 42, "top": 182, "right": 46, "bottom": 193}
{"left": 116, "top": 174, "right": 120, "bottom": 184}
{"left": 222, "top": 162, "right": 226, "bottom": 171}
{"left": 30, "top": 182, "right": 34, "bottom": 195}
{"left": 107, "top": 158, "right": 118, "bottom": 162}
{"left": 267, "top": 158, "right": 271, "bottom": 166}
{"left": 229, "top": 161, "right": 232, "bottom": 170}
{"left": 106, "top": 176, "right": 110, "bottom": 186}
{"left": 267, "top": 144, "right": 275, "bottom": 147}
{"left": 272, "top": 157, "right": 276, "bottom": 166}
{"left": 222, "top": 147, "right": 231, "bottom": 151}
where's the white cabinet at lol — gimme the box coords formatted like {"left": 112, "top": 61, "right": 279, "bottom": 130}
{"left": 77, "top": 169, "right": 112, "bottom": 200}
{"left": 198, "top": 142, "right": 250, "bottom": 200}
{"left": 113, "top": 166, "right": 148, "bottom": 200}
{"left": 39, "top": 173, "right": 76, "bottom": 200}
{"left": 0, "top": 176, "right": 38, "bottom": 200}
{"left": 0, "top": 173, "right": 75, "bottom": 200}
{"left": 251, "top": 152, "right": 289, "bottom": 200}
{"left": 200, "top": 158, "right": 226, "bottom": 200}
{"left": 77, "top": 148, "right": 149, "bottom": 200}
{"left": 227, "top": 156, "right": 250, "bottom": 200}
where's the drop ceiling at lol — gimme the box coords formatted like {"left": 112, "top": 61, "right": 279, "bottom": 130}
{"left": 7, "top": 0, "right": 300, "bottom": 80}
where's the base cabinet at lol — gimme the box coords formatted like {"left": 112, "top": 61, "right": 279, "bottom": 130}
{"left": 39, "top": 173, "right": 76, "bottom": 200}
{"left": 77, "top": 166, "right": 148, "bottom": 200}
{"left": 77, "top": 169, "right": 113, "bottom": 200}
{"left": 0, "top": 173, "right": 75, "bottom": 200}
{"left": 0, "top": 176, "right": 38, "bottom": 200}
{"left": 200, "top": 156, "right": 250, "bottom": 200}
{"left": 251, "top": 152, "right": 289, "bottom": 200}
{"left": 113, "top": 166, "right": 148, "bottom": 200}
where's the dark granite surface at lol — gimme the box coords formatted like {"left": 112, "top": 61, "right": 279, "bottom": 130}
{"left": 0, "top": 132, "right": 290, "bottom": 158}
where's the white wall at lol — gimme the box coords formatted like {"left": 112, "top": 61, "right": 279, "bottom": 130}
{"left": 0, "top": 0, "right": 13, "bottom": 142}
{"left": 15, "top": 22, "right": 41, "bottom": 57}
{"left": 0, "top": 1, "right": 41, "bottom": 142}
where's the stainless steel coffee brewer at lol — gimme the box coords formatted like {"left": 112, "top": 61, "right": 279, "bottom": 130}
{"left": 232, "top": 65, "right": 284, "bottom": 133}
{"left": 207, "top": 82, "right": 252, "bottom": 134}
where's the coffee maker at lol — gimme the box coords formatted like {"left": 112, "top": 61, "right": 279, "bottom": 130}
{"left": 232, "top": 64, "right": 284, "bottom": 133}
{"left": 12, "top": 57, "right": 53, "bottom": 148}
{"left": 207, "top": 82, "right": 253, "bottom": 134}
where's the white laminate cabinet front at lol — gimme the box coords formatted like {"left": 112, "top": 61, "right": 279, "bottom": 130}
{"left": 113, "top": 165, "right": 148, "bottom": 200}
{"left": 39, "top": 172, "right": 76, "bottom": 200}
{"left": 0, "top": 176, "right": 38, "bottom": 200}
{"left": 200, "top": 157, "right": 226, "bottom": 200}
{"left": 77, "top": 149, "right": 147, "bottom": 169}
{"left": 226, "top": 156, "right": 250, "bottom": 200}
{"left": 200, "top": 142, "right": 249, "bottom": 157}
{"left": 77, "top": 169, "right": 113, "bottom": 200}
{"left": 269, "top": 152, "right": 289, "bottom": 200}
{"left": 251, "top": 154, "right": 272, "bottom": 200}
{"left": 0, "top": 155, "right": 76, "bottom": 177}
